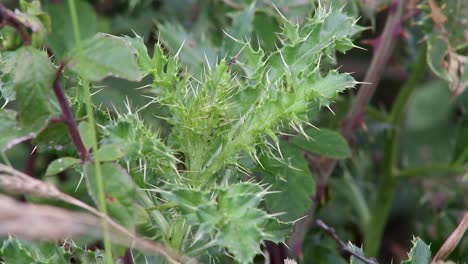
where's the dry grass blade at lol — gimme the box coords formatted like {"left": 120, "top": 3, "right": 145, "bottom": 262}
{"left": 431, "top": 211, "right": 468, "bottom": 263}
{"left": 0, "top": 164, "right": 197, "bottom": 264}
{"left": 0, "top": 195, "right": 100, "bottom": 240}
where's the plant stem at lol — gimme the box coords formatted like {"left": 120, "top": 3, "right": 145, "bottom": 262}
{"left": 66, "top": 0, "right": 113, "bottom": 262}
{"left": 396, "top": 163, "right": 466, "bottom": 179}
{"left": 0, "top": 152, "right": 12, "bottom": 167}
{"left": 288, "top": 0, "right": 406, "bottom": 254}
{"left": 342, "top": 171, "right": 370, "bottom": 226}
{"left": 363, "top": 46, "right": 427, "bottom": 257}
{"left": 52, "top": 63, "right": 90, "bottom": 163}
{"left": 0, "top": 4, "right": 31, "bottom": 45}
{"left": 316, "top": 219, "right": 379, "bottom": 264}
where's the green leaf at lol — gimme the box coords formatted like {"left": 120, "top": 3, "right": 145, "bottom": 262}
{"left": 44, "top": 0, "right": 97, "bottom": 58}
{"left": 45, "top": 157, "right": 81, "bottom": 176}
{"left": 94, "top": 144, "right": 124, "bottom": 162}
{"left": 401, "top": 237, "right": 431, "bottom": 264}
{"left": 291, "top": 128, "right": 351, "bottom": 159}
{"left": 1, "top": 47, "right": 55, "bottom": 131}
{"left": 0, "top": 110, "right": 35, "bottom": 152}
{"left": 349, "top": 243, "right": 366, "bottom": 264}
{"left": 78, "top": 121, "right": 93, "bottom": 150}
{"left": 260, "top": 143, "right": 315, "bottom": 222}
{"left": 164, "top": 182, "right": 291, "bottom": 263}
{"left": 68, "top": 33, "right": 144, "bottom": 82}
{"left": 85, "top": 162, "right": 136, "bottom": 229}
{"left": 32, "top": 123, "right": 76, "bottom": 155}
{"left": 224, "top": 2, "right": 256, "bottom": 53}
{"left": 124, "top": 35, "right": 153, "bottom": 74}
{"left": 1, "top": 237, "right": 36, "bottom": 263}
{"left": 15, "top": 0, "right": 51, "bottom": 47}
{"left": 158, "top": 22, "right": 217, "bottom": 76}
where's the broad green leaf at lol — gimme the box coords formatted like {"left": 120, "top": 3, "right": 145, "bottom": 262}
{"left": 224, "top": 2, "right": 256, "bottom": 53}
{"left": 426, "top": 34, "right": 450, "bottom": 81}
{"left": 85, "top": 162, "right": 136, "bottom": 229}
{"left": 68, "top": 33, "right": 144, "bottom": 82}
{"left": 1, "top": 47, "right": 55, "bottom": 131}
{"left": 401, "top": 237, "right": 431, "bottom": 264}
{"left": 94, "top": 144, "right": 124, "bottom": 162}
{"left": 124, "top": 35, "right": 153, "bottom": 74}
{"left": 158, "top": 22, "right": 217, "bottom": 75}
{"left": 44, "top": 0, "right": 97, "bottom": 58}
{"left": 0, "top": 110, "right": 35, "bottom": 152}
{"left": 252, "top": 11, "right": 280, "bottom": 51}
{"left": 1, "top": 237, "right": 35, "bottom": 263}
{"left": 78, "top": 121, "right": 93, "bottom": 150}
{"left": 45, "top": 157, "right": 81, "bottom": 176}
{"left": 291, "top": 128, "right": 351, "bottom": 159}
{"left": 401, "top": 81, "right": 458, "bottom": 167}
{"left": 260, "top": 143, "right": 315, "bottom": 222}
{"left": 32, "top": 123, "right": 76, "bottom": 155}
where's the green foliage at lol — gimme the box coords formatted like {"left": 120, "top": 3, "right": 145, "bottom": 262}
{"left": 85, "top": 162, "right": 136, "bottom": 229}
{"left": 0, "top": 110, "right": 34, "bottom": 152}
{"left": 1, "top": 0, "right": 466, "bottom": 263}
{"left": 260, "top": 143, "right": 315, "bottom": 222}
{"left": 43, "top": 0, "right": 97, "bottom": 59}
{"left": 162, "top": 182, "right": 290, "bottom": 263}
{"left": 1, "top": 47, "right": 56, "bottom": 131}
{"left": 291, "top": 128, "right": 351, "bottom": 159}
{"left": 0, "top": 238, "right": 103, "bottom": 263}
{"left": 45, "top": 157, "right": 80, "bottom": 176}
{"left": 1, "top": 237, "right": 35, "bottom": 264}
{"left": 68, "top": 33, "right": 144, "bottom": 82}
{"left": 401, "top": 237, "right": 432, "bottom": 264}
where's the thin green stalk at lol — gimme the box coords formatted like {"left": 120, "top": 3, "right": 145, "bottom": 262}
{"left": 66, "top": 0, "right": 113, "bottom": 262}
{"left": 364, "top": 47, "right": 427, "bottom": 257}
{"left": 396, "top": 163, "right": 467, "bottom": 179}
{"left": 1, "top": 152, "right": 12, "bottom": 167}
{"left": 342, "top": 171, "right": 370, "bottom": 226}
{"left": 454, "top": 146, "right": 468, "bottom": 166}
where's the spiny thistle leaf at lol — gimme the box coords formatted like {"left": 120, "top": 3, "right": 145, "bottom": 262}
{"left": 348, "top": 243, "right": 366, "bottom": 264}
{"left": 259, "top": 142, "right": 315, "bottom": 222}
{"left": 401, "top": 237, "right": 431, "bottom": 264}
{"left": 137, "top": 5, "right": 361, "bottom": 187}
{"left": 162, "top": 182, "right": 291, "bottom": 263}
{"left": 103, "top": 113, "right": 178, "bottom": 185}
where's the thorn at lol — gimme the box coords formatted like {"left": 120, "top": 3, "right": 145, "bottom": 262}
{"left": 75, "top": 172, "right": 85, "bottom": 192}
{"left": 30, "top": 146, "right": 37, "bottom": 155}
{"left": 175, "top": 39, "right": 185, "bottom": 58}
{"left": 326, "top": 105, "right": 336, "bottom": 115}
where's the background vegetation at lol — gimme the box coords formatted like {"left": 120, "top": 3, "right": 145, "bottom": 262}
{"left": 0, "top": 0, "right": 467, "bottom": 263}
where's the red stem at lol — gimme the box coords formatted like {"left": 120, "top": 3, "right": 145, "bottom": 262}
{"left": 52, "top": 63, "right": 90, "bottom": 163}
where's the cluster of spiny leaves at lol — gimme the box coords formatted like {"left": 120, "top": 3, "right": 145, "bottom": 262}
{"left": 1, "top": 1, "right": 363, "bottom": 263}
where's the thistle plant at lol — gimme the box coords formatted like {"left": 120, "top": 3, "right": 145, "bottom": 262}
{"left": 0, "top": 1, "right": 364, "bottom": 263}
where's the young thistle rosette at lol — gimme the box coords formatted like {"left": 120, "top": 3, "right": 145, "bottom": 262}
{"left": 101, "top": 111, "right": 179, "bottom": 186}
{"left": 123, "top": 5, "right": 364, "bottom": 263}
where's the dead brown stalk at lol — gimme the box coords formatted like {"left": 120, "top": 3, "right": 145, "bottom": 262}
{"left": 431, "top": 212, "right": 468, "bottom": 263}
{"left": 0, "top": 164, "right": 197, "bottom": 264}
